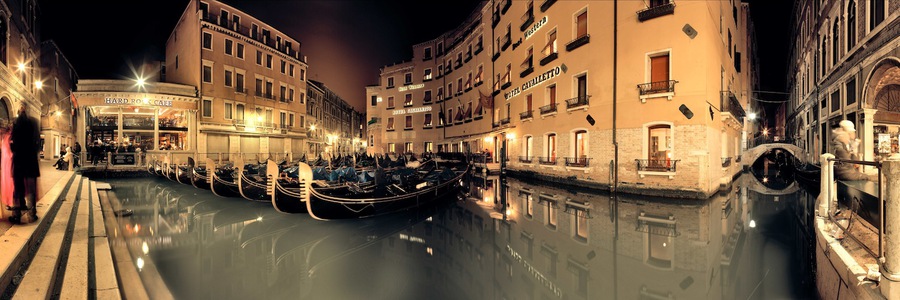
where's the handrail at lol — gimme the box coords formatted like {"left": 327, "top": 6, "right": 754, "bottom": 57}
{"left": 824, "top": 156, "right": 883, "bottom": 267}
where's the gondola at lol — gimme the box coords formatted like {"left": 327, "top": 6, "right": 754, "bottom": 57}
{"left": 189, "top": 157, "right": 211, "bottom": 190}
{"left": 267, "top": 159, "right": 312, "bottom": 213}
{"left": 792, "top": 160, "right": 820, "bottom": 193}
{"left": 175, "top": 162, "right": 192, "bottom": 185}
{"left": 304, "top": 160, "right": 469, "bottom": 220}
{"left": 207, "top": 157, "right": 241, "bottom": 198}
{"left": 235, "top": 157, "right": 272, "bottom": 202}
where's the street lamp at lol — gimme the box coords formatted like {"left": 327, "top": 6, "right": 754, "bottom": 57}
{"left": 748, "top": 112, "right": 757, "bottom": 120}
{"left": 34, "top": 80, "right": 42, "bottom": 89}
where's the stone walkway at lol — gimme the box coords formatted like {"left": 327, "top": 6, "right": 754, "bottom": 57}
{"left": 0, "top": 159, "right": 72, "bottom": 235}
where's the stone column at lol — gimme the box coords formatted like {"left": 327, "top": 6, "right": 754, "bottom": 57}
{"left": 863, "top": 108, "right": 877, "bottom": 173}
{"left": 818, "top": 153, "right": 835, "bottom": 217}
{"left": 883, "top": 157, "right": 900, "bottom": 280}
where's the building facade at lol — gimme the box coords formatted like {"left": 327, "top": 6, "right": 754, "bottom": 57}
{"left": 786, "top": 0, "right": 900, "bottom": 167}
{"left": 367, "top": 0, "right": 755, "bottom": 199}
{"left": 308, "top": 79, "right": 364, "bottom": 155}
{"left": 0, "top": 0, "right": 42, "bottom": 128}
{"left": 165, "top": 0, "right": 309, "bottom": 161}
{"left": 38, "top": 40, "right": 78, "bottom": 158}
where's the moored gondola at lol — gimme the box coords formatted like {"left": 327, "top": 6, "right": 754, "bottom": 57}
{"left": 207, "top": 157, "right": 241, "bottom": 198}
{"left": 304, "top": 160, "right": 469, "bottom": 220}
{"left": 267, "top": 159, "right": 311, "bottom": 213}
{"left": 189, "top": 157, "right": 211, "bottom": 190}
{"left": 236, "top": 157, "right": 271, "bottom": 202}
{"left": 175, "top": 162, "right": 192, "bottom": 185}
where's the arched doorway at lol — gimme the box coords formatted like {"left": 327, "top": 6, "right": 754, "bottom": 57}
{"left": 864, "top": 58, "right": 900, "bottom": 162}
{"left": 0, "top": 97, "right": 10, "bottom": 127}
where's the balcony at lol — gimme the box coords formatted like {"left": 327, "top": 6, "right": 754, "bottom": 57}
{"left": 519, "top": 156, "right": 533, "bottom": 163}
{"left": 454, "top": 60, "right": 462, "bottom": 69}
{"left": 520, "top": 65, "right": 534, "bottom": 78}
{"left": 500, "top": 117, "right": 510, "bottom": 125}
{"left": 635, "top": 159, "right": 679, "bottom": 172}
{"left": 720, "top": 91, "right": 746, "bottom": 123}
{"left": 501, "top": 0, "right": 511, "bottom": 14}
{"left": 565, "top": 34, "right": 590, "bottom": 52}
{"left": 637, "top": 80, "right": 677, "bottom": 102}
{"left": 492, "top": 11, "right": 501, "bottom": 28}
{"left": 565, "top": 157, "right": 590, "bottom": 167}
{"left": 492, "top": 51, "right": 501, "bottom": 62}
{"left": 423, "top": 96, "right": 432, "bottom": 104}
{"left": 501, "top": 36, "right": 511, "bottom": 51}
{"left": 540, "top": 0, "right": 556, "bottom": 12}
{"left": 539, "top": 52, "right": 558, "bottom": 66}
{"left": 501, "top": 81, "right": 511, "bottom": 90}
{"left": 386, "top": 84, "right": 395, "bottom": 89}
{"left": 404, "top": 102, "right": 414, "bottom": 107}
{"left": 722, "top": 157, "right": 732, "bottom": 168}
{"left": 538, "top": 156, "right": 557, "bottom": 165}
{"left": 423, "top": 54, "right": 433, "bottom": 61}
{"left": 474, "top": 42, "right": 483, "bottom": 55}
{"left": 520, "top": 13, "right": 535, "bottom": 32}
{"left": 539, "top": 103, "right": 558, "bottom": 115}
{"left": 519, "top": 110, "right": 533, "bottom": 121}
{"left": 234, "top": 86, "right": 247, "bottom": 94}
{"left": 565, "top": 95, "right": 590, "bottom": 110}
{"left": 637, "top": 1, "right": 676, "bottom": 22}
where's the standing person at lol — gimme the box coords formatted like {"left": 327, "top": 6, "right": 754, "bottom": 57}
{"left": 10, "top": 107, "right": 40, "bottom": 223}
{"left": 832, "top": 120, "right": 876, "bottom": 181}
{"left": 91, "top": 141, "right": 102, "bottom": 165}
{"left": 1, "top": 126, "right": 13, "bottom": 220}
{"left": 72, "top": 142, "right": 82, "bottom": 168}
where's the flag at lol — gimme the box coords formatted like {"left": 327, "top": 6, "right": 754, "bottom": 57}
{"left": 478, "top": 90, "right": 493, "bottom": 110}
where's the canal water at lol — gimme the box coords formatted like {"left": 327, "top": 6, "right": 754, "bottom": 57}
{"left": 104, "top": 170, "right": 817, "bottom": 299}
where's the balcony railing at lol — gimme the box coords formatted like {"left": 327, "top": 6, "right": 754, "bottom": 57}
{"left": 721, "top": 91, "right": 746, "bottom": 123}
{"left": 565, "top": 95, "right": 590, "bottom": 109}
{"left": 635, "top": 159, "right": 680, "bottom": 172}
{"left": 565, "top": 157, "right": 590, "bottom": 167}
{"left": 538, "top": 156, "right": 557, "bottom": 165}
{"left": 565, "top": 34, "right": 590, "bottom": 51}
{"left": 539, "top": 52, "right": 558, "bottom": 66}
{"left": 501, "top": 0, "right": 511, "bottom": 14}
{"left": 519, "top": 110, "right": 533, "bottom": 120}
{"left": 637, "top": 80, "right": 677, "bottom": 95}
{"left": 722, "top": 157, "right": 732, "bottom": 168}
{"left": 201, "top": 13, "right": 305, "bottom": 63}
{"left": 539, "top": 103, "right": 558, "bottom": 115}
{"left": 540, "top": 0, "right": 557, "bottom": 12}
{"left": 280, "top": 96, "right": 290, "bottom": 103}
{"left": 637, "top": 1, "right": 676, "bottom": 22}
{"left": 235, "top": 86, "right": 247, "bottom": 93}
{"left": 520, "top": 65, "right": 534, "bottom": 78}
{"left": 519, "top": 156, "right": 533, "bottom": 163}
{"left": 520, "top": 13, "right": 535, "bottom": 32}
{"left": 500, "top": 117, "right": 510, "bottom": 125}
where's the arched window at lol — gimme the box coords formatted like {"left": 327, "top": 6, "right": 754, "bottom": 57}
{"left": 546, "top": 133, "right": 557, "bottom": 161}
{"left": 847, "top": 0, "right": 856, "bottom": 50}
{"left": 832, "top": 21, "right": 839, "bottom": 66}
{"left": 0, "top": 18, "right": 6, "bottom": 66}
{"left": 522, "top": 135, "right": 533, "bottom": 161}
{"left": 574, "top": 130, "right": 587, "bottom": 158}
{"left": 648, "top": 124, "right": 672, "bottom": 169}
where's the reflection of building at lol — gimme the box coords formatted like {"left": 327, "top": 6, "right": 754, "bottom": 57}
{"left": 74, "top": 80, "right": 198, "bottom": 158}
{"left": 165, "top": 0, "right": 309, "bottom": 160}
{"left": 38, "top": 40, "right": 79, "bottom": 158}
{"left": 786, "top": 0, "right": 900, "bottom": 164}
{"left": 307, "top": 80, "right": 363, "bottom": 155}
{"left": 367, "top": 0, "right": 754, "bottom": 198}
{"left": 0, "top": 0, "right": 42, "bottom": 127}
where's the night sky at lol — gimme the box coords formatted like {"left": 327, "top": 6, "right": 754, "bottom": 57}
{"left": 39, "top": 0, "right": 792, "bottom": 114}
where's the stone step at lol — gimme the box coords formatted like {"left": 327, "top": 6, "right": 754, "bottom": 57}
{"left": 12, "top": 175, "right": 82, "bottom": 300}
{"left": 90, "top": 181, "right": 120, "bottom": 299}
{"left": 60, "top": 177, "right": 91, "bottom": 300}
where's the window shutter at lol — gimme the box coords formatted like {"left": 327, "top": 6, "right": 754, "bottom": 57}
{"left": 576, "top": 12, "right": 588, "bottom": 37}
{"left": 650, "top": 55, "right": 669, "bottom": 83}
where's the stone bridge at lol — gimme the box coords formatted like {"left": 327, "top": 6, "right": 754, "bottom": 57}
{"left": 740, "top": 175, "right": 801, "bottom": 196}
{"left": 741, "top": 143, "right": 805, "bottom": 167}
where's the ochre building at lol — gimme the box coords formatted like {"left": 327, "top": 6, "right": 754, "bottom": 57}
{"left": 367, "top": 0, "right": 755, "bottom": 199}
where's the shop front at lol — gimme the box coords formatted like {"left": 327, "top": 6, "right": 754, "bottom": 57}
{"left": 74, "top": 80, "right": 198, "bottom": 167}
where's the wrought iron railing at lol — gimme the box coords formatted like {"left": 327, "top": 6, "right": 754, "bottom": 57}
{"left": 635, "top": 159, "right": 679, "bottom": 172}
{"left": 565, "top": 157, "right": 590, "bottom": 167}
{"left": 520, "top": 110, "right": 533, "bottom": 120}
{"left": 721, "top": 91, "right": 746, "bottom": 123}
{"left": 519, "top": 156, "right": 533, "bottom": 163}
{"left": 637, "top": 1, "right": 676, "bottom": 22}
{"left": 565, "top": 34, "right": 590, "bottom": 51}
{"left": 565, "top": 95, "right": 590, "bottom": 109}
{"left": 637, "top": 80, "right": 677, "bottom": 95}
{"left": 539, "top": 103, "right": 558, "bottom": 115}
{"left": 538, "top": 156, "right": 557, "bottom": 165}
{"left": 500, "top": 117, "right": 510, "bottom": 125}
{"left": 722, "top": 157, "right": 732, "bottom": 168}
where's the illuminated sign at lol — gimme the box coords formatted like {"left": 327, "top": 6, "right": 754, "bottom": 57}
{"left": 507, "top": 245, "right": 563, "bottom": 298}
{"left": 524, "top": 16, "right": 548, "bottom": 40}
{"left": 105, "top": 97, "right": 173, "bottom": 107}
{"left": 392, "top": 106, "right": 433, "bottom": 115}
{"left": 398, "top": 83, "right": 425, "bottom": 92}
{"left": 504, "top": 65, "right": 563, "bottom": 100}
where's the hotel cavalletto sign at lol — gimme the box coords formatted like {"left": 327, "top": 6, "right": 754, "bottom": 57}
{"left": 392, "top": 106, "right": 432, "bottom": 115}
{"left": 504, "top": 64, "right": 565, "bottom": 100}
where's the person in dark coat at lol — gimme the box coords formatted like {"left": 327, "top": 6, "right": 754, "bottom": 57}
{"left": 10, "top": 107, "right": 41, "bottom": 223}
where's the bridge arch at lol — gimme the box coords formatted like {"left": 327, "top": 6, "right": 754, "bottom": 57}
{"left": 741, "top": 143, "right": 805, "bottom": 166}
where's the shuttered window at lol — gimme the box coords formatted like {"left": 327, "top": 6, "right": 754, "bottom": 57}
{"left": 650, "top": 54, "right": 669, "bottom": 83}
{"left": 576, "top": 11, "right": 588, "bottom": 38}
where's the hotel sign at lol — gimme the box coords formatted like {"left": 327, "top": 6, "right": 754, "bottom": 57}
{"left": 392, "top": 106, "right": 432, "bottom": 115}
{"left": 504, "top": 65, "right": 563, "bottom": 100}
{"left": 105, "top": 97, "right": 173, "bottom": 107}
{"left": 524, "top": 16, "right": 548, "bottom": 40}
{"left": 398, "top": 83, "right": 425, "bottom": 92}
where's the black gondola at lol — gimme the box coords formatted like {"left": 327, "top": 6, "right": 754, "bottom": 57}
{"left": 175, "top": 162, "right": 192, "bottom": 185}
{"left": 189, "top": 157, "right": 211, "bottom": 190}
{"left": 304, "top": 160, "right": 469, "bottom": 220}
{"left": 236, "top": 157, "right": 272, "bottom": 203}
{"left": 207, "top": 157, "right": 241, "bottom": 198}
{"left": 267, "top": 160, "right": 311, "bottom": 213}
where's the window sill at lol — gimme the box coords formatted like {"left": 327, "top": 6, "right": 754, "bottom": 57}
{"left": 492, "top": 52, "right": 500, "bottom": 62}
{"left": 386, "top": 107, "right": 395, "bottom": 110}
{"left": 386, "top": 85, "right": 395, "bottom": 89}
{"left": 565, "top": 35, "right": 590, "bottom": 52}
{"left": 386, "top": 129, "right": 395, "bottom": 132}
{"left": 404, "top": 128, "right": 413, "bottom": 131}
{"left": 404, "top": 104, "right": 414, "bottom": 107}
{"left": 424, "top": 78, "right": 432, "bottom": 82}
{"left": 564, "top": 166, "right": 591, "bottom": 173}
{"left": 638, "top": 171, "right": 676, "bottom": 179}
{"left": 566, "top": 105, "right": 588, "bottom": 112}
{"left": 540, "top": 111, "right": 558, "bottom": 118}
{"left": 423, "top": 125, "right": 433, "bottom": 129}
{"left": 539, "top": 53, "right": 558, "bottom": 66}
{"left": 474, "top": 81, "right": 483, "bottom": 87}
{"left": 501, "top": 82, "right": 511, "bottom": 90}
{"left": 519, "top": 67, "right": 534, "bottom": 78}
{"left": 465, "top": 87, "right": 472, "bottom": 93}
{"left": 474, "top": 115, "right": 483, "bottom": 120}
{"left": 639, "top": 92, "right": 674, "bottom": 103}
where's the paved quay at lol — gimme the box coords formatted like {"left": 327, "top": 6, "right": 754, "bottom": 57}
{"left": 0, "top": 160, "right": 70, "bottom": 235}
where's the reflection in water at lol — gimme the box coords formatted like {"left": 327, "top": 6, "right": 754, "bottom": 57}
{"left": 107, "top": 171, "right": 815, "bottom": 299}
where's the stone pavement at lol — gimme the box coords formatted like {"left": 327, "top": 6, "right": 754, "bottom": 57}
{"left": 0, "top": 159, "right": 71, "bottom": 235}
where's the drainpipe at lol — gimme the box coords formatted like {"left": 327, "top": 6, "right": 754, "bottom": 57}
{"left": 612, "top": 1, "right": 620, "bottom": 298}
